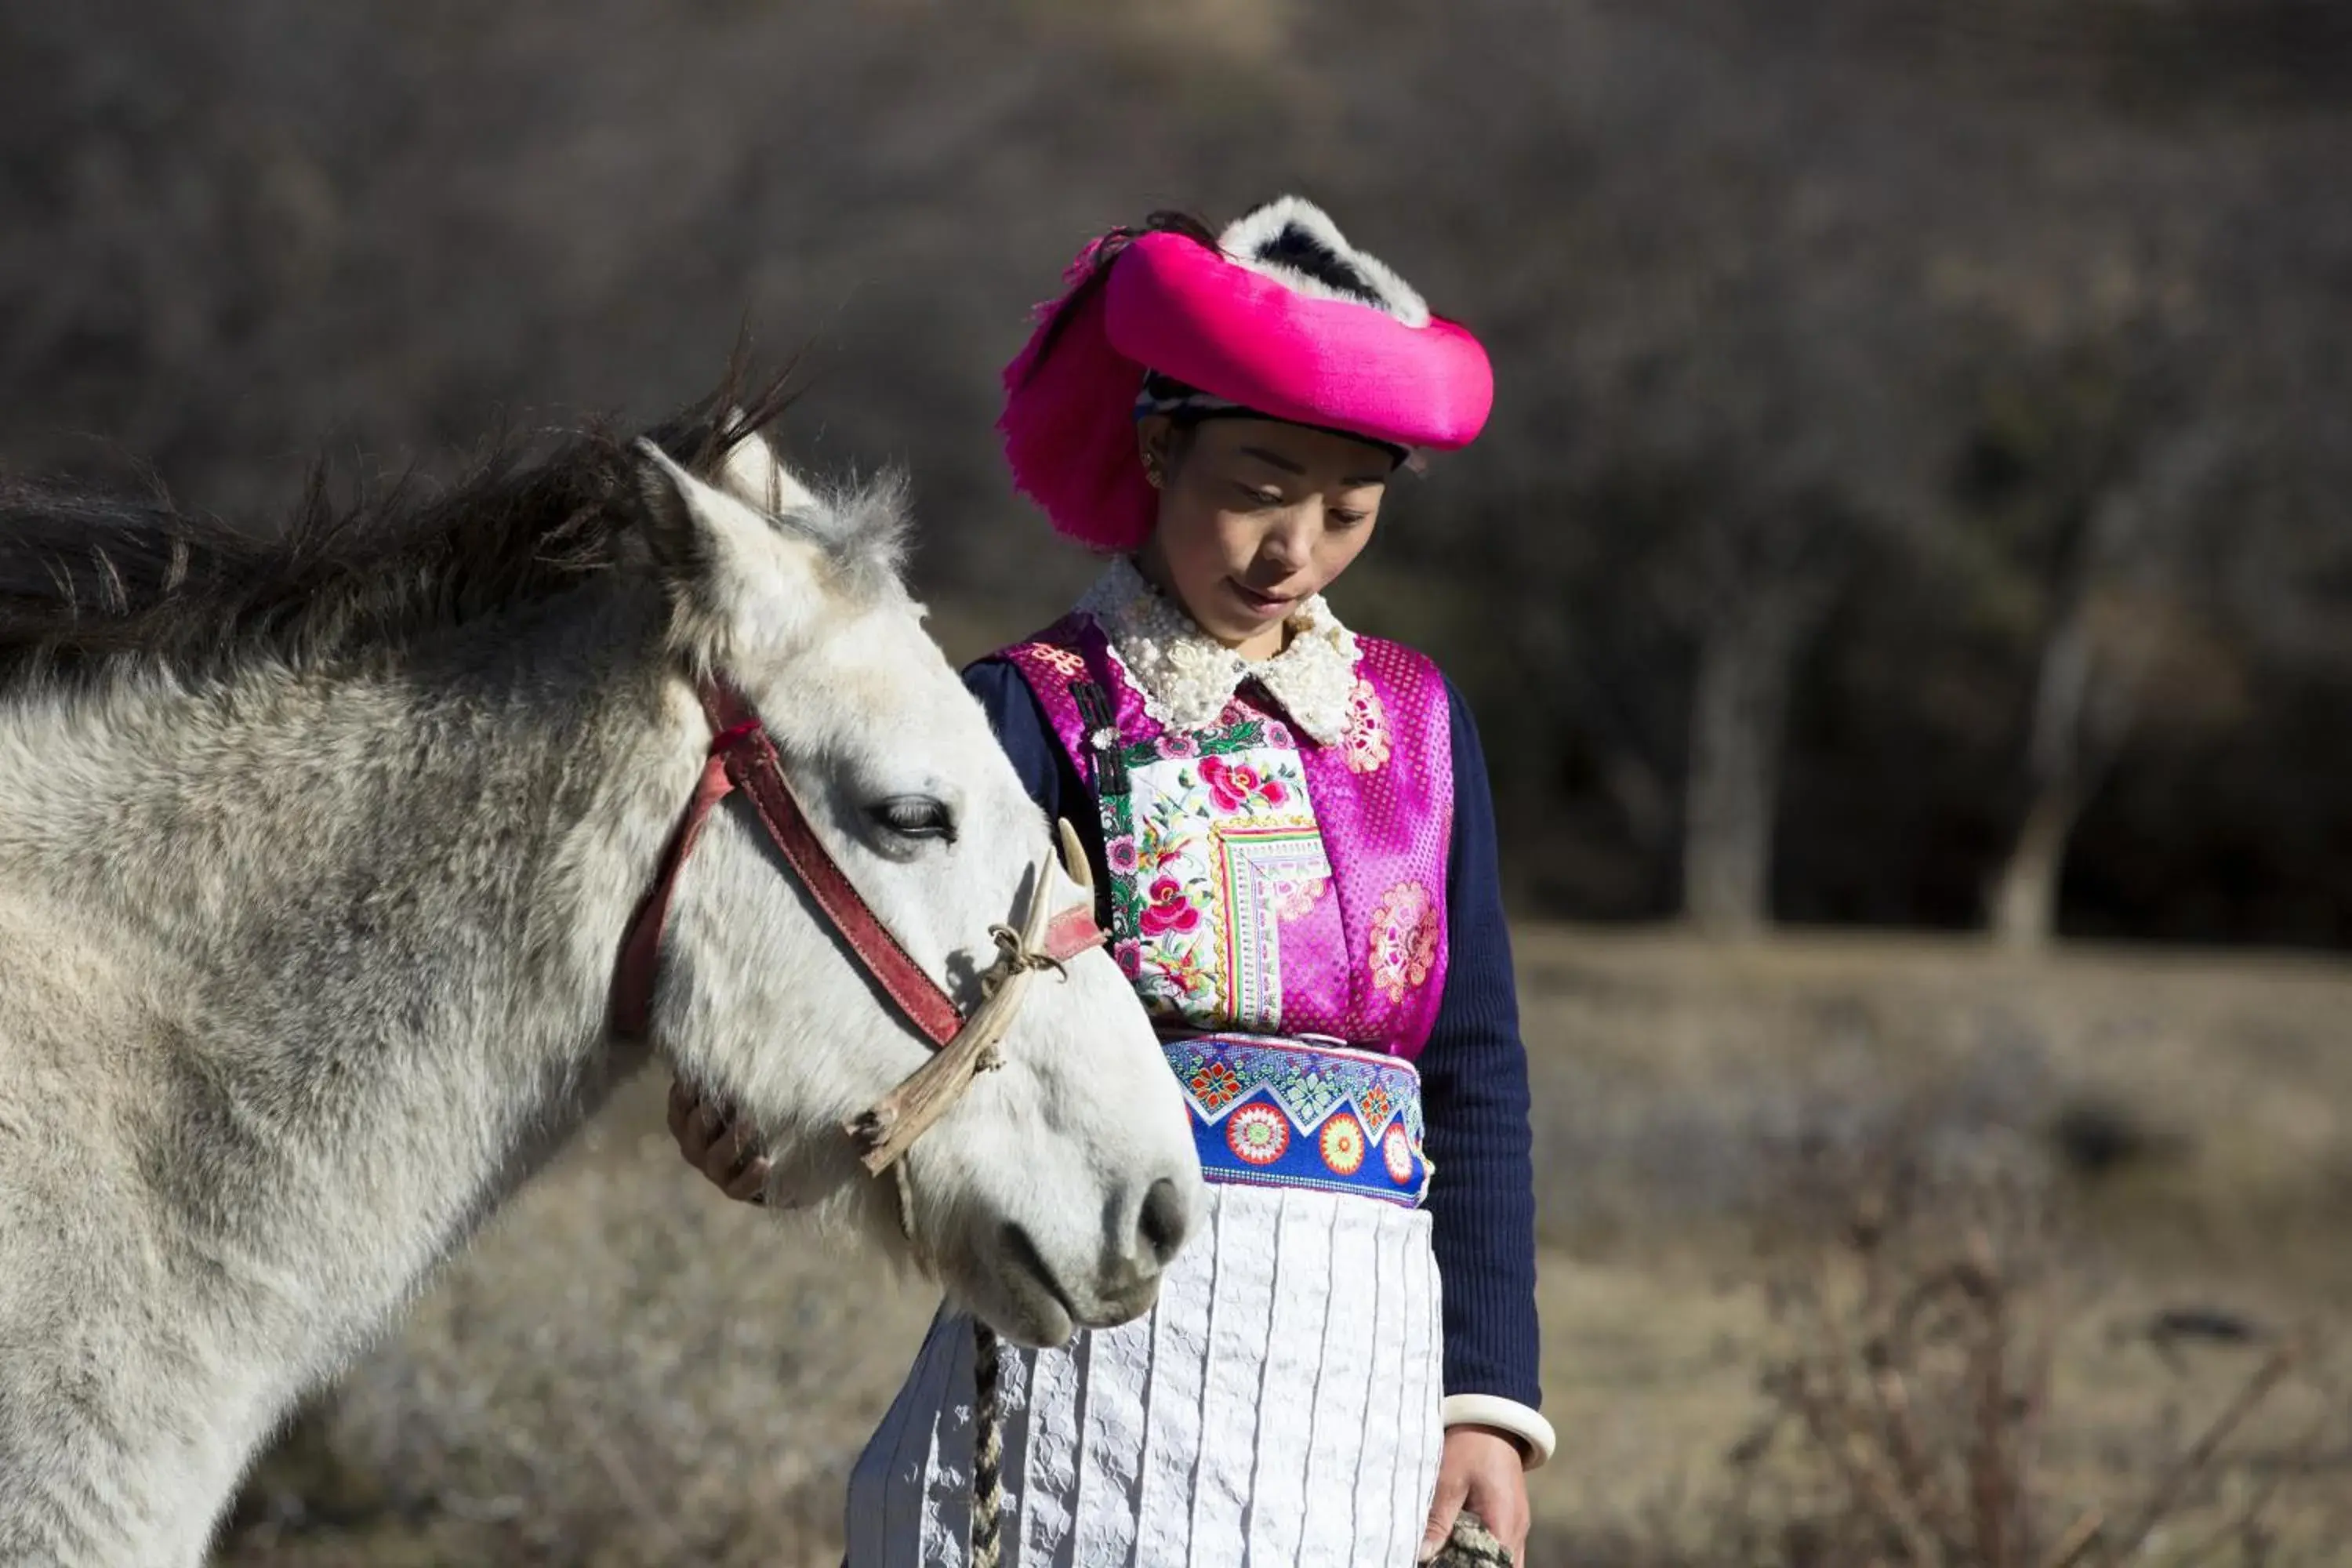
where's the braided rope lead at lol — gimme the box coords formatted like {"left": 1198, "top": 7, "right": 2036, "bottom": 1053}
{"left": 970, "top": 1319, "right": 1006, "bottom": 1568}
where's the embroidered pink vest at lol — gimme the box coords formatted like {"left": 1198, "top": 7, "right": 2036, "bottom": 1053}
{"left": 1000, "top": 614, "right": 1455, "bottom": 1062}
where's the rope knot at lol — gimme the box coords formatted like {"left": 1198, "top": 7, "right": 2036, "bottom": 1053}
{"left": 980, "top": 921, "right": 1067, "bottom": 1000}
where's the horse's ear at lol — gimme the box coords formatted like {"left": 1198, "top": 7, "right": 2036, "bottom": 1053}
{"left": 635, "top": 438, "right": 825, "bottom": 667}
{"left": 717, "top": 420, "right": 819, "bottom": 519}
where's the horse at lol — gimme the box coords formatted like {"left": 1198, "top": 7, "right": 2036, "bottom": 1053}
{"left": 0, "top": 389, "right": 1201, "bottom": 1566}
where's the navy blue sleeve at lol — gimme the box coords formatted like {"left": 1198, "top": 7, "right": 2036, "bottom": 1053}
{"left": 1418, "top": 680, "right": 1544, "bottom": 1411}
{"left": 960, "top": 659, "right": 1109, "bottom": 892}
{"left": 961, "top": 659, "right": 1064, "bottom": 818}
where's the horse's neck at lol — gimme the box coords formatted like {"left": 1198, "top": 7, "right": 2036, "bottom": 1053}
{"left": 0, "top": 599, "right": 696, "bottom": 1360}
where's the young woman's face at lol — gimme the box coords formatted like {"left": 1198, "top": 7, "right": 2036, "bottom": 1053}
{"left": 1136, "top": 416, "right": 1395, "bottom": 651}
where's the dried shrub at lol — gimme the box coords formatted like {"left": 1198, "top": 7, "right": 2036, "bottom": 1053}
{"left": 1635, "top": 1127, "right": 2343, "bottom": 1567}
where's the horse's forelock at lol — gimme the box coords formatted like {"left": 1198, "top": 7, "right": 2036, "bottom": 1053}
{"left": 779, "top": 469, "right": 913, "bottom": 603}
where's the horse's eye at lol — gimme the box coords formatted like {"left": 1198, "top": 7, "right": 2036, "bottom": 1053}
{"left": 870, "top": 795, "right": 956, "bottom": 842}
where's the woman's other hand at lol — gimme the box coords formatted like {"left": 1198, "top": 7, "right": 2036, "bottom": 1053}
{"left": 1421, "top": 1425, "right": 1531, "bottom": 1563}
{"left": 666, "top": 1079, "right": 772, "bottom": 1203}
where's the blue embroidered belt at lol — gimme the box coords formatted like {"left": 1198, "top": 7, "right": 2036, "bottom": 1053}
{"left": 1162, "top": 1033, "right": 1429, "bottom": 1208}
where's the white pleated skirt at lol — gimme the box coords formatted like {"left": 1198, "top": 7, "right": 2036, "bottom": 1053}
{"left": 845, "top": 1183, "right": 1445, "bottom": 1567}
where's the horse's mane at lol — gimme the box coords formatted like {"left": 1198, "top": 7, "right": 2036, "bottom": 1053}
{"left": 0, "top": 370, "right": 801, "bottom": 685}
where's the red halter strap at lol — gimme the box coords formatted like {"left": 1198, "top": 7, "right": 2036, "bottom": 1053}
{"left": 610, "top": 680, "right": 1105, "bottom": 1049}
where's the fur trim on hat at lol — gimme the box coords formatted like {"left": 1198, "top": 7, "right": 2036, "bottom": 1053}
{"left": 1218, "top": 196, "right": 1432, "bottom": 328}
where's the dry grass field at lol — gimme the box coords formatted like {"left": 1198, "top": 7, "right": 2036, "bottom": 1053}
{"left": 217, "top": 929, "right": 2352, "bottom": 1566}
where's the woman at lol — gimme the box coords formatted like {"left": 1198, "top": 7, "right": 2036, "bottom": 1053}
{"left": 673, "top": 198, "right": 1550, "bottom": 1566}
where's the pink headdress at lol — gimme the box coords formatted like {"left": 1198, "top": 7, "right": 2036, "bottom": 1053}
{"left": 1000, "top": 198, "right": 1495, "bottom": 552}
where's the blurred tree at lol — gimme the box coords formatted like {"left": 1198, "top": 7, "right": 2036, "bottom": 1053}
{"left": 1952, "top": 339, "right": 2238, "bottom": 949}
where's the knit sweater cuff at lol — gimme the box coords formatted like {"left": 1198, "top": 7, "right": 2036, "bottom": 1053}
{"left": 1442, "top": 1394, "right": 1556, "bottom": 1471}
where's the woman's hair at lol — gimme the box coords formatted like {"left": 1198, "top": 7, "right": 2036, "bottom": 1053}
{"left": 1138, "top": 209, "right": 1220, "bottom": 249}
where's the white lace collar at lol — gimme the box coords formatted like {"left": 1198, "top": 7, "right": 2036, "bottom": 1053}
{"left": 1073, "top": 557, "right": 1362, "bottom": 745}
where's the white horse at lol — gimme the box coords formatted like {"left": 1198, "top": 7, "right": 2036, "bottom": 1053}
{"left": 0, "top": 394, "right": 1200, "bottom": 1566}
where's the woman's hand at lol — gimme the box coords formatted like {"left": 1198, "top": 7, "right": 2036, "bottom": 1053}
{"left": 1421, "top": 1425, "right": 1531, "bottom": 1564}
{"left": 666, "top": 1080, "right": 772, "bottom": 1203}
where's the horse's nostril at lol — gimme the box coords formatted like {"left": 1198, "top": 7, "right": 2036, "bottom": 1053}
{"left": 1138, "top": 1176, "right": 1189, "bottom": 1266}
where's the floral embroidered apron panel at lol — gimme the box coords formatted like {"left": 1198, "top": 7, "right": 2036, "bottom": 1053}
{"left": 1001, "top": 615, "right": 1455, "bottom": 1063}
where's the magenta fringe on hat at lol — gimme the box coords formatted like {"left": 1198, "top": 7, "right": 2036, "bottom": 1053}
{"left": 999, "top": 223, "right": 1495, "bottom": 553}
{"left": 999, "top": 232, "right": 1162, "bottom": 553}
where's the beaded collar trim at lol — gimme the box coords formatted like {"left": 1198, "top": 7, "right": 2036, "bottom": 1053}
{"left": 1073, "top": 558, "right": 1362, "bottom": 745}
